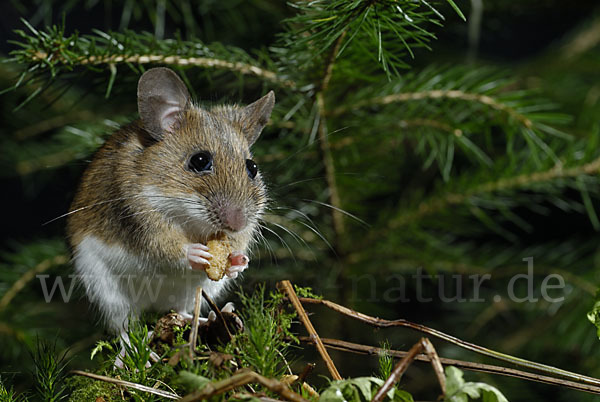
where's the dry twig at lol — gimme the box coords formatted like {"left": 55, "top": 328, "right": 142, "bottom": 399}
{"left": 295, "top": 295, "right": 600, "bottom": 389}
{"left": 188, "top": 286, "right": 203, "bottom": 360}
{"left": 277, "top": 280, "right": 342, "bottom": 380}
{"left": 298, "top": 336, "right": 600, "bottom": 395}
{"left": 179, "top": 369, "right": 308, "bottom": 402}
{"left": 421, "top": 338, "right": 446, "bottom": 394}
{"left": 371, "top": 339, "right": 431, "bottom": 402}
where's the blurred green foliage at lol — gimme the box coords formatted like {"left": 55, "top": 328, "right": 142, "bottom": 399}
{"left": 1, "top": 0, "right": 600, "bottom": 400}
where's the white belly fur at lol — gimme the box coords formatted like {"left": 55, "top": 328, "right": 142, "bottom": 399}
{"left": 73, "top": 235, "right": 230, "bottom": 332}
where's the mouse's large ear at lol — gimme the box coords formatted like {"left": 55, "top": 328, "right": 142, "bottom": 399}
{"left": 240, "top": 91, "right": 275, "bottom": 146}
{"left": 137, "top": 67, "right": 190, "bottom": 140}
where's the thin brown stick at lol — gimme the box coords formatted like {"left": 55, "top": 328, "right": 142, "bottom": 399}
{"left": 179, "top": 369, "right": 308, "bottom": 402}
{"left": 70, "top": 370, "right": 179, "bottom": 399}
{"left": 189, "top": 286, "right": 203, "bottom": 359}
{"left": 296, "top": 296, "right": 600, "bottom": 388}
{"left": 298, "top": 336, "right": 600, "bottom": 395}
{"left": 389, "top": 155, "right": 600, "bottom": 229}
{"left": 277, "top": 281, "right": 342, "bottom": 380}
{"left": 421, "top": 338, "right": 446, "bottom": 394}
{"left": 297, "top": 363, "right": 315, "bottom": 383}
{"left": 372, "top": 340, "right": 424, "bottom": 402}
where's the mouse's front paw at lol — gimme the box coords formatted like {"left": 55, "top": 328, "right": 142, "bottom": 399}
{"left": 186, "top": 243, "right": 212, "bottom": 271}
{"left": 226, "top": 252, "right": 249, "bottom": 279}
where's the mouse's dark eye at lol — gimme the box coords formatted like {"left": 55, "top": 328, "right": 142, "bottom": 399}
{"left": 245, "top": 159, "right": 258, "bottom": 179}
{"left": 188, "top": 151, "right": 213, "bottom": 173}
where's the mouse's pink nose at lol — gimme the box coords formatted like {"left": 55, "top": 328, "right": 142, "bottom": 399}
{"left": 224, "top": 206, "right": 247, "bottom": 232}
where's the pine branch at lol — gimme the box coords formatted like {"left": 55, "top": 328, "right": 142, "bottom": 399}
{"left": 3, "top": 118, "right": 120, "bottom": 176}
{"left": 27, "top": 51, "right": 293, "bottom": 87}
{"left": 325, "top": 66, "right": 572, "bottom": 181}
{"left": 0, "top": 255, "right": 68, "bottom": 312}
{"left": 390, "top": 153, "right": 600, "bottom": 229}
{"left": 331, "top": 89, "right": 537, "bottom": 129}
{"left": 7, "top": 22, "right": 295, "bottom": 97}
{"left": 280, "top": 0, "right": 465, "bottom": 77}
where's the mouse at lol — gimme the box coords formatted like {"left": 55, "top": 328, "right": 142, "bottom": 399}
{"left": 66, "top": 67, "right": 274, "bottom": 363}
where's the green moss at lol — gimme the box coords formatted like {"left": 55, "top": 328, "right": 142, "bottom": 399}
{"left": 66, "top": 376, "right": 120, "bottom": 402}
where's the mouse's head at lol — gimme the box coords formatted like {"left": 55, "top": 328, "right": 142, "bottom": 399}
{"left": 136, "top": 67, "right": 273, "bottom": 243}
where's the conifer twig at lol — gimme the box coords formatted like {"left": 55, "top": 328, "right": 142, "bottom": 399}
{"left": 28, "top": 51, "right": 296, "bottom": 88}
{"left": 70, "top": 370, "right": 179, "bottom": 399}
{"left": 295, "top": 295, "right": 600, "bottom": 388}
{"left": 561, "top": 13, "right": 600, "bottom": 59}
{"left": 315, "top": 30, "right": 348, "bottom": 241}
{"left": 0, "top": 254, "right": 68, "bottom": 311}
{"left": 277, "top": 280, "right": 342, "bottom": 380}
{"left": 14, "top": 110, "right": 96, "bottom": 140}
{"left": 330, "top": 90, "right": 534, "bottom": 129}
{"left": 390, "top": 155, "right": 600, "bottom": 228}
{"left": 298, "top": 336, "right": 600, "bottom": 395}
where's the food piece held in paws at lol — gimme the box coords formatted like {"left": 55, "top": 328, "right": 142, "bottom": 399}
{"left": 206, "top": 237, "right": 233, "bottom": 281}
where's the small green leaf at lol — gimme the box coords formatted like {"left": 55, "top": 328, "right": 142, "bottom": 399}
{"left": 294, "top": 285, "right": 323, "bottom": 299}
{"left": 319, "top": 377, "right": 413, "bottom": 402}
{"left": 178, "top": 371, "right": 211, "bottom": 392}
{"left": 445, "top": 367, "right": 508, "bottom": 402}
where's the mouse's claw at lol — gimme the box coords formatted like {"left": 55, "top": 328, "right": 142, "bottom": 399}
{"left": 226, "top": 252, "right": 249, "bottom": 279}
{"left": 149, "top": 350, "right": 160, "bottom": 364}
{"left": 222, "top": 302, "right": 235, "bottom": 313}
{"left": 178, "top": 310, "right": 210, "bottom": 325}
{"left": 186, "top": 243, "right": 213, "bottom": 271}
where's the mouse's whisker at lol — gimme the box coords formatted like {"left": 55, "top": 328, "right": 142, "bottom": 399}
{"left": 267, "top": 205, "right": 322, "bottom": 231}
{"left": 44, "top": 196, "right": 137, "bottom": 225}
{"left": 262, "top": 219, "right": 309, "bottom": 250}
{"left": 257, "top": 222, "right": 295, "bottom": 262}
{"left": 254, "top": 228, "right": 276, "bottom": 264}
{"left": 302, "top": 199, "right": 369, "bottom": 227}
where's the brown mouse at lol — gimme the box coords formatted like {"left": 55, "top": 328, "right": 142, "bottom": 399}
{"left": 66, "top": 67, "right": 273, "bottom": 363}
